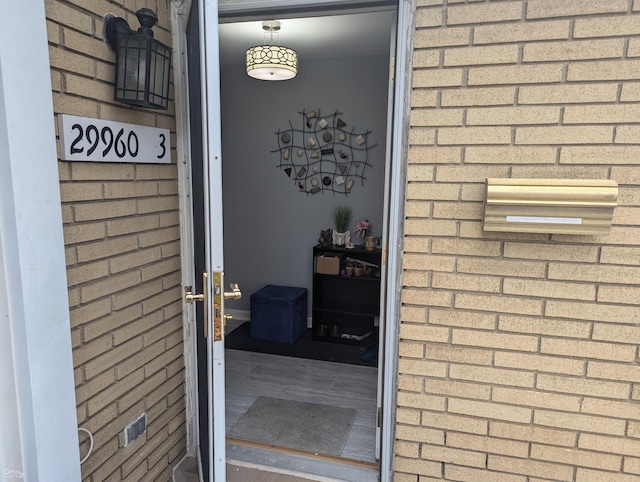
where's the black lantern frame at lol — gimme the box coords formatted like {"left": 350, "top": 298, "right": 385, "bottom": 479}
{"left": 104, "top": 9, "right": 171, "bottom": 110}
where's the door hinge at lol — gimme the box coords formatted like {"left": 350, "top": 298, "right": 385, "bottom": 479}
{"left": 377, "top": 407, "right": 382, "bottom": 428}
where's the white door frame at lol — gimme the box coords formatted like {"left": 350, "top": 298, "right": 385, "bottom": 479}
{"left": 174, "top": 1, "right": 414, "bottom": 480}
{"left": 0, "top": 2, "right": 81, "bottom": 481}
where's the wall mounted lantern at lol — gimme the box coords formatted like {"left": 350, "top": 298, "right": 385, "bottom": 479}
{"left": 103, "top": 8, "right": 171, "bottom": 110}
{"left": 246, "top": 20, "right": 298, "bottom": 81}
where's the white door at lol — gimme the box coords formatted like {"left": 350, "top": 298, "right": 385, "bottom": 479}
{"left": 184, "top": 1, "right": 235, "bottom": 480}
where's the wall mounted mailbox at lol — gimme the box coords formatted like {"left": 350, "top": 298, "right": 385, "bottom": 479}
{"left": 483, "top": 178, "right": 618, "bottom": 235}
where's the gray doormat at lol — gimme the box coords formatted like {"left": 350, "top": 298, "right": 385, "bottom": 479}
{"left": 227, "top": 396, "right": 357, "bottom": 456}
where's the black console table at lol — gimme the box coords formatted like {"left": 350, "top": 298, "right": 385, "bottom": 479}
{"left": 312, "top": 244, "right": 382, "bottom": 345}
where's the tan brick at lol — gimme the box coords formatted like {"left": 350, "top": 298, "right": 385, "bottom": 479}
{"left": 448, "top": 432, "right": 529, "bottom": 458}
{"left": 445, "top": 465, "right": 526, "bottom": 482}
{"left": 601, "top": 247, "right": 640, "bottom": 266}
{"left": 420, "top": 410, "right": 488, "bottom": 435}
{"left": 568, "top": 59, "right": 640, "bottom": 81}
{"left": 74, "top": 200, "right": 137, "bottom": 222}
{"left": 395, "top": 457, "right": 441, "bottom": 477}
{"left": 404, "top": 271, "right": 429, "bottom": 287}
{"left": 574, "top": 15, "right": 640, "bottom": 38}
{"left": 576, "top": 468, "right": 639, "bottom": 482}
{"left": 402, "top": 306, "right": 428, "bottom": 323}
{"left": 60, "top": 183, "right": 103, "bottom": 202}
{"left": 527, "top": 0, "right": 627, "bottom": 18}
{"left": 580, "top": 433, "right": 640, "bottom": 457}
{"left": 84, "top": 337, "right": 144, "bottom": 380}
{"left": 411, "top": 108, "right": 464, "bottom": 127}
{"left": 109, "top": 247, "right": 162, "bottom": 274}
{"left": 87, "top": 368, "right": 145, "bottom": 416}
{"left": 488, "top": 454, "right": 574, "bottom": 481}
{"left": 449, "top": 398, "right": 532, "bottom": 424}
{"left": 624, "top": 457, "right": 640, "bottom": 475}
{"left": 490, "top": 421, "right": 576, "bottom": 446}
{"left": 455, "top": 293, "right": 542, "bottom": 316}
{"left": 407, "top": 164, "right": 435, "bottom": 182}
{"left": 396, "top": 440, "right": 419, "bottom": 458}
{"left": 566, "top": 104, "right": 640, "bottom": 125}
{"left": 409, "top": 146, "right": 463, "bottom": 164}
{"left": 458, "top": 257, "right": 546, "bottom": 278}
{"left": 408, "top": 182, "right": 461, "bottom": 200}
{"left": 138, "top": 226, "right": 180, "bottom": 248}
{"left": 588, "top": 361, "right": 640, "bottom": 383}
{"left": 409, "top": 127, "right": 436, "bottom": 145}
{"left": 433, "top": 201, "right": 482, "bottom": 220}
{"left": 504, "top": 242, "right": 598, "bottom": 262}
{"left": 545, "top": 301, "right": 640, "bottom": 324}
{"left": 531, "top": 444, "right": 621, "bottom": 472}
{"left": 397, "top": 424, "right": 444, "bottom": 445}
{"left": 519, "top": 83, "right": 618, "bottom": 104}
{"left": 469, "top": 64, "right": 563, "bottom": 86}
{"left": 429, "top": 308, "right": 496, "bottom": 330}
{"left": 533, "top": 410, "right": 625, "bottom": 435}
{"left": 413, "top": 68, "right": 464, "bottom": 88}
{"left": 103, "top": 181, "right": 158, "bottom": 199}
{"left": 542, "top": 338, "right": 636, "bottom": 362}
{"left": 438, "top": 126, "right": 511, "bottom": 145}
{"left": 432, "top": 238, "right": 501, "bottom": 256}
{"left": 425, "top": 378, "right": 491, "bottom": 400}
{"left": 63, "top": 222, "right": 106, "bottom": 245}
{"left": 106, "top": 214, "right": 159, "bottom": 236}
{"left": 444, "top": 44, "right": 519, "bottom": 66}
{"left": 403, "top": 253, "right": 451, "bottom": 274}
{"left": 598, "top": 286, "right": 640, "bottom": 305}
{"left": 413, "top": 49, "right": 440, "bottom": 69}
{"left": 582, "top": 397, "right": 640, "bottom": 421}
{"left": 399, "top": 358, "right": 447, "bottom": 378}
{"left": 593, "top": 323, "right": 640, "bottom": 344}
{"left": 398, "top": 392, "right": 446, "bottom": 411}
{"left": 511, "top": 165, "right": 610, "bottom": 179}
{"left": 402, "top": 288, "right": 452, "bottom": 307}
{"left": 474, "top": 20, "right": 570, "bottom": 44}
{"left": 537, "top": 373, "right": 630, "bottom": 399}
{"left": 450, "top": 363, "right": 535, "bottom": 388}
{"left": 415, "top": 27, "right": 470, "bottom": 48}
{"left": 399, "top": 343, "right": 425, "bottom": 360}
{"left": 67, "top": 260, "right": 109, "bottom": 286}
{"left": 523, "top": 38, "right": 624, "bottom": 62}
{"left": 421, "top": 443, "right": 486, "bottom": 467}
{"left": 504, "top": 278, "right": 596, "bottom": 301}
{"left": 516, "top": 126, "right": 613, "bottom": 144}
{"left": 494, "top": 387, "right": 581, "bottom": 412}
{"left": 70, "top": 162, "right": 134, "bottom": 181}
{"left": 435, "top": 165, "right": 510, "bottom": 182}
{"left": 560, "top": 145, "right": 640, "bottom": 165}
{"left": 69, "top": 290, "right": 111, "bottom": 326}
{"left": 401, "top": 323, "right": 450, "bottom": 343}
{"left": 80, "top": 270, "right": 141, "bottom": 303}
{"left": 466, "top": 106, "right": 560, "bottom": 126}
{"left": 447, "top": 2, "right": 522, "bottom": 24}
{"left": 612, "top": 167, "right": 640, "bottom": 185}
{"left": 614, "top": 206, "right": 640, "bottom": 226}
{"left": 412, "top": 89, "right": 439, "bottom": 108}
{"left": 66, "top": 75, "right": 112, "bottom": 103}
{"left": 441, "top": 87, "right": 515, "bottom": 107}
{"left": 425, "top": 344, "right": 493, "bottom": 365}
{"left": 621, "top": 82, "right": 640, "bottom": 101}
{"left": 452, "top": 329, "right": 538, "bottom": 352}
{"left": 495, "top": 351, "right": 585, "bottom": 376}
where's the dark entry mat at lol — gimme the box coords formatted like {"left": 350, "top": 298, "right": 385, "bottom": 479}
{"left": 225, "top": 322, "right": 378, "bottom": 367}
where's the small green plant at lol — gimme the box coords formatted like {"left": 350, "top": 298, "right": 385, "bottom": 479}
{"left": 333, "top": 206, "right": 352, "bottom": 233}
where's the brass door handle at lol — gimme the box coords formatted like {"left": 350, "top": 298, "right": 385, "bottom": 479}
{"left": 185, "top": 273, "right": 209, "bottom": 338}
{"left": 223, "top": 283, "right": 242, "bottom": 300}
{"left": 223, "top": 313, "right": 232, "bottom": 328}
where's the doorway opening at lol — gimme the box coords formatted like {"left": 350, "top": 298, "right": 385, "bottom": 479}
{"left": 179, "top": 0, "right": 409, "bottom": 479}
{"left": 218, "top": 3, "right": 396, "bottom": 471}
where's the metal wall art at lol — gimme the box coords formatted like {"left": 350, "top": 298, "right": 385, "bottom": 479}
{"left": 275, "top": 109, "right": 376, "bottom": 195}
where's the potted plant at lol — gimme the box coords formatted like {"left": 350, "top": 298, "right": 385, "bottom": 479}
{"left": 332, "top": 206, "right": 352, "bottom": 246}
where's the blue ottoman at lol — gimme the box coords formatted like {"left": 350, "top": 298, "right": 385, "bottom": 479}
{"left": 250, "top": 285, "right": 307, "bottom": 344}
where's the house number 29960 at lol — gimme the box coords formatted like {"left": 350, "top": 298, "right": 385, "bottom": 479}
{"left": 59, "top": 114, "right": 171, "bottom": 164}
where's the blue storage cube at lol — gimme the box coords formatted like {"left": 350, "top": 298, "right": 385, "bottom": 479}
{"left": 250, "top": 285, "right": 308, "bottom": 344}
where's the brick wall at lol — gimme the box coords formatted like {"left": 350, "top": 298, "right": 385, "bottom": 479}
{"left": 397, "top": 0, "right": 640, "bottom": 480}
{"left": 47, "top": 1, "right": 186, "bottom": 480}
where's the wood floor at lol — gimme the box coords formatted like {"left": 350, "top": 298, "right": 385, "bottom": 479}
{"left": 224, "top": 347, "right": 379, "bottom": 464}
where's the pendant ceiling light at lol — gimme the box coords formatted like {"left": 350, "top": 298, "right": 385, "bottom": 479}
{"left": 246, "top": 20, "right": 298, "bottom": 81}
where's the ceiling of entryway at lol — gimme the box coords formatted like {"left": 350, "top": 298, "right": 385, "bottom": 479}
{"left": 218, "top": 10, "right": 395, "bottom": 65}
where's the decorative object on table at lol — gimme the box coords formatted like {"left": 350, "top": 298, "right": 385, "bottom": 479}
{"left": 318, "top": 228, "right": 333, "bottom": 247}
{"left": 365, "top": 235, "right": 376, "bottom": 251}
{"left": 274, "top": 108, "right": 377, "bottom": 195}
{"left": 332, "top": 206, "right": 352, "bottom": 246}
{"left": 353, "top": 219, "right": 372, "bottom": 246}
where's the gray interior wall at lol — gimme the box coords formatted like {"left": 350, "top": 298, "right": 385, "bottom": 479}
{"left": 221, "top": 54, "right": 390, "bottom": 314}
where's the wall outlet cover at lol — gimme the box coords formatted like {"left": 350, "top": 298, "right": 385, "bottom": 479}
{"left": 124, "top": 413, "right": 147, "bottom": 447}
